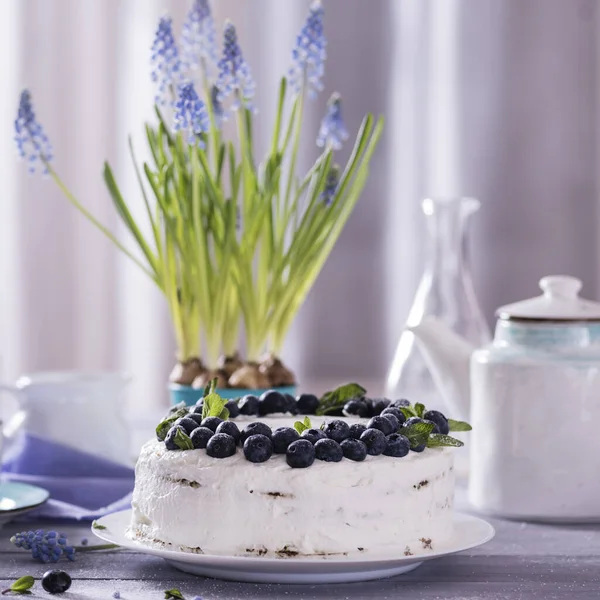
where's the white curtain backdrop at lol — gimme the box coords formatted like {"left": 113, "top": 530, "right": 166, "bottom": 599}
{"left": 0, "top": 0, "right": 598, "bottom": 411}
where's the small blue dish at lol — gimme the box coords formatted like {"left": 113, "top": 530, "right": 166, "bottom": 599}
{"left": 169, "top": 383, "right": 298, "bottom": 407}
{"left": 0, "top": 481, "right": 50, "bottom": 513}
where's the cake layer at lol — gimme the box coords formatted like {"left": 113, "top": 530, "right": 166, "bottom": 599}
{"left": 128, "top": 417, "right": 454, "bottom": 558}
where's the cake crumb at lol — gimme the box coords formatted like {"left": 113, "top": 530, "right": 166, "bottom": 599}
{"left": 413, "top": 480, "right": 429, "bottom": 490}
{"left": 357, "top": 547, "right": 364, "bottom": 552}
{"left": 404, "top": 546, "right": 413, "bottom": 556}
{"left": 420, "top": 537, "right": 433, "bottom": 550}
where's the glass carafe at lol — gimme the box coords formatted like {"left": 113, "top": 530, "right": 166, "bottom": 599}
{"left": 386, "top": 197, "right": 491, "bottom": 411}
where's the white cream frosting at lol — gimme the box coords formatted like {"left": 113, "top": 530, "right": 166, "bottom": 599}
{"left": 128, "top": 417, "right": 455, "bottom": 558}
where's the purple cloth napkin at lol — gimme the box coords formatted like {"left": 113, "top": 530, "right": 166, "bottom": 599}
{"left": 2, "top": 433, "right": 134, "bottom": 520}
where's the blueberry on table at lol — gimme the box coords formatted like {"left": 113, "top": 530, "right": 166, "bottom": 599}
{"left": 340, "top": 438, "right": 368, "bottom": 462}
{"left": 411, "top": 443, "right": 426, "bottom": 453}
{"left": 216, "top": 421, "right": 241, "bottom": 443}
{"left": 258, "top": 390, "right": 286, "bottom": 415}
{"left": 367, "top": 416, "right": 394, "bottom": 436}
{"left": 383, "top": 433, "right": 410, "bottom": 457}
{"left": 382, "top": 413, "right": 400, "bottom": 432}
{"left": 323, "top": 419, "right": 351, "bottom": 443}
{"left": 301, "top": 428, "right": 327, "bottom": 445}
{"left": 240, "top": 422, "right": 273, "bottom": 444}
{"left": 343, "top": 399, "right": 370, "bottom": 418}
{"left": 238, "top": 395, "right": 260, "bottom": 416}
{"left": 423, "top": 410, "right": 450, "bottom": 434}
{"left": 381, "top": 407, "right": 406, "bottom": 424}
{"left": 348, "top": 423, "right": 367, "bottom": 439}
{"left": 295, "top": 393, "right": 319, "bottom": 414}
{"left": 188, "top": 413, "right": 204, "bottom": 425}
{"left": 42, "top": 569, "right": 72, "bottom": 594}
{"left": 225, "top": 399, "right": 241, "bottom": 419}
{"left": 206, "top": 433, "right": 237, "bottom": 458}
{"left": 190, "top": 427, "right": 214, "bottom": 449}
{"left": 360, "top": 428, "right": 387, "bottom": 455}
{"left": 314, "top": 438, "right": 343, "bottom": 462}
{"left": 201, "top": 416, "right": 224, "bottom": 432}
{"left": 176, "top": 416, "right": 201, "bottom": 434}
{"left": 286, "top": 439, "right": 316, "bottom": 468}
{"left": 191, "top": 399, "right": 204, "bottom": 414}
{"left": 391, "top": 399, "right": 410, "bottom": 408}
{"left": 243, "top": 434, "right": 274, "bottom": 463}
{"left": 165, "top": 426, "right": 187, "bottom": 451}
{"left": 371, "top": 397, "right": 391, "bottom": 415}
{"left": 284, "top": 394, "right": 298, "bottom": 415}
{"left": 272, "top": 427, "right": 300, "bottom": 454}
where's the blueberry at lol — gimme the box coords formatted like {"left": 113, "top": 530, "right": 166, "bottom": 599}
{"left": 295, "top": 393, "right": 319, "bottom": 414}
{"left": 216, "top": 421, "right": 241, "bottom": 443}
{"left": 201, "top": 416, "right": 224, "bottom": 432}
{"left": 165, "top": 425, "right": 187, "bottom": 451}
{"left": 343, "top": 399, "right": 370, "bottom": 418}
{"left": 301, "top": 428, "right": 327, "bottom": 445}
{"left": 240, "top": 422, "right": 273, "bottom": 444}
{"left": 243, "top": 434, "right": 273, "bottom": 463}
{"left": 314, "top": 438, "right": 343, "bottom": 462}
{"left": 42, "top": 569, "right": 72, "bottom": 594}
{"left": 391, "top": 398, "right": 410, "bottom": 408}
{"left": 238, "top": 395, "right": 260, "bottom": 416}
{"left": 340, "top": 438, "right": 367, "bottom": 461}
{"left": 283, "top": 394, "right": 298, "bottom": 415}
{"left": 206, "top": 433, "right": 237, "bottom": 458}
{"left": 225, "top": 399, "right": 241, "bottom": 419}
{"left": 371, "top": 397, "right": 391, "bottom": 415}
{"left": 360, "top": 428, "right": 387, "bottom": 455}
{"left": 423, "top": 410, "right": 450, "bottom": 435}
{"left": 323, "top": 420, "right": 351, "bottom": 443}
{"left": 190, "top": 426, "right": 214, "bottom": 449}
{"left": 272, "top": 427, "right": 300, "bottom": 454}
{"left": 258, "top": 390, "right": 286, "bottom": 415}
{"left": 382, "top": 413, "right": 400, "bottom": 432}
{"left": 404, "top": 416, "right": 440, "bottom": 433}
{"left": 411, "top": 443, "right": 426, "bottom": 453}
{"left": 286, "top": 439, "right": 316, "bottom": 468}
{"left": 381, "top": 407, "right": 406, "bottom": 424}
{"left": 348, "top": 423, "right": 367, "bottom": 439}
{"left": 176, "top": 416, "right": 201, "bottom": 434}
{"left": 367, "top": 416, "right": 394, "bottom": 436}
{"left": 383, "top": 433, "right": 410, "bottom": 457}
{"left": 191, "top": 399, "right": 204, "bottom": 414}
{"left": 188, "top": 413, "right": 204, "bottom": 425}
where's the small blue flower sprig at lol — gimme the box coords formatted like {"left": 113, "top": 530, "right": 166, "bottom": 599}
{"left": 13, "top": 0, "right": 384, "bottom": 376}
{"left": 10, "top": 530, "right": 117, "bottom": 564}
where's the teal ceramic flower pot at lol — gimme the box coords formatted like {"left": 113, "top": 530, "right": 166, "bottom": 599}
{"left": 169, "top": 383, "right": 298, "bottom": 407}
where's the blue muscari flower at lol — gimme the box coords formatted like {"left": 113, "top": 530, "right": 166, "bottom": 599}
{"left": 317, "top": 93, "right": 348, "bottom": 151}
{"left": 321, "top": 165, "right": 340, "bottom": 206}
{"left": 216, "top": 21, "right": 255, "bottom": 110}
{"left": 151, "top": 16, "right": 182, "bottom": 104}
{"left": 211, "top": 84, "right": 224, "bottom": 127}
{"left": 181, "top": 0, "right": 218, "bottom": 76}
{"left": 14, "top": 90, "right": 53, "bottom": 173}
{"left": 289, "top": 0, "right": 326, "bottom": 97}
{"left": 173, "top": 82, "right": 210, "bottom": 146}
{"left": 10, "top": 530, "right": 75, "bottom": 563}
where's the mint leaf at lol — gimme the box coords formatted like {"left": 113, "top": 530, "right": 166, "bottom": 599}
{"left": 316, "top": 383, "right": 367, "bottom": 416}
{"left": 92, "top": 520, "right": 106, "bottom": 530}
{"left": 399, "top": 406, "right": 418, "bottom": 420}
{"left": 173, "top": 428, "right": 194, "bottom": 450}
{"left": 201, "top": 391, "right": 228, "bottom": 420}
{"left": 293, "top": 416, "right": 312, "bottom": 435}
{"left": 9, "top": 576, "right": 35, "bottom": 594}
{"left": 414, "top": 403, "right": 425, "bottom": 418}
{"left": 156, "top": 407, "right": 188, "bottom": 441}
{"left": 403, "top": 421, "right": 435, "bottom": 449}
{"left": 447, "top": 419, "right": 472, "bottom": 432}
{"left": 203, "top": 377, "right": 217, "bottom": 398}
{"left": 164, "top": 590, "right": 185, "bottom": 600}
{"left": 427, "top": 434, "right": 464, "bottom": 448}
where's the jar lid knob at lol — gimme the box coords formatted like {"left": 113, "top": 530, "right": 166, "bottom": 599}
{"left": 539, "top": 276, "right": 582, "bottom": 299}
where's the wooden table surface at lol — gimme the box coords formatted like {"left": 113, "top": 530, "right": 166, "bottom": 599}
{"left": 1, "top": 505, "right": 599, "bottom": 600}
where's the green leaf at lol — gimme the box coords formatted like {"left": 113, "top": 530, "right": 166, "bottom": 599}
{"left": 164, "top": 590, "right": 186, "bottom": 600}
{"left": 203, "top": 377, "right": 217, "bottom": 398}
{"left": 427, "top": 434, "right": 465, "bottom": 448}
{"left": 403, "top": 421, "right": 436, "bottom": 449}
{"left": 414, "top": 403, "right": 425, "bottom": 418}
{"left": 173, "top": 428, "right": 194, "bottom": 451}
{"left": 92, "top": 520, "right": 106, "bottom": 531}
{"left": 10, "top": 576, "right": 35, "bottom": 594}
{"left": 399, "top": 406, "right": 418, "bottom": 420}
{"left": 201, "top": 391, "right": 228, "bottom": 421}
{"left": 316, "top": 383, "right": 367, "bottom": 416}
{"left": 447, "top": 419, "right": 473, "bottom": 432}
{"left": 156, "top": 407, "right": 189, "bottom": 441}
{"left": 293, "top": 416, "right": 312, "bottom": 435}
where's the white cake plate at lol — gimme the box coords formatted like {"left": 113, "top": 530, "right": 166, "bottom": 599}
{"left": 92, "top": 509, "right": 494, "bottom": 584}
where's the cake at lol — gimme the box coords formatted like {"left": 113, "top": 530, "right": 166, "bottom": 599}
{"left": 128, "top": 384, "right": 468, "bottom": 558}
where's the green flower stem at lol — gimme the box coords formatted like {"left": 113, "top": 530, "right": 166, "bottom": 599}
{"left": 74, "top": 543, "right": 119, "bottom": 552}
{"left": 283, "top": 89, "right": 305, "bottom": 216}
